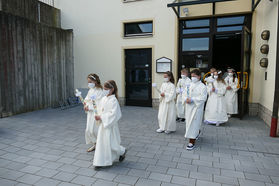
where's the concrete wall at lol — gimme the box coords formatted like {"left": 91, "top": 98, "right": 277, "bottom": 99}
{"left": 0, "top": 3, "right": 73, "bottom": 117}
{"left": 0, "top": 0, "right": 61, "bottom": 28}
{"left": 55, "top": 0, "right": 177, "bottom": 101}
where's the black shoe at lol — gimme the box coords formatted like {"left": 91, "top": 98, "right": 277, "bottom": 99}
{"left": 176, "top": 118, "right": 181, "bottom": 122}
{"left": 94, "top": 166, "right": 102, "bottom": 171}
{"left": 119, "top": 149, "right": 127, "bottom": 162}
{"left": 181, "top": 119, "right": 185, "bottom": 122}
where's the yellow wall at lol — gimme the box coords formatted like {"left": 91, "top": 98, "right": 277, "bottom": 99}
{"left": 250, "top": 0, "right": 278, "bottom": 112}
{"left": 179, "top": 0, "right": 252, "bottom": 18}
{"left": 54, "top": 0, "right": 177, "bottom": 99}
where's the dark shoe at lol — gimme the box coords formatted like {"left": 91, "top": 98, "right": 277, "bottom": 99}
{"left": 186, "top": 143, "right": 195, "bottom": 151}
{"left": 176, "top": 118, "right": 181, "bottom": 122}
{"left": 119, "top": 149, "right": 127, "bottom": 162}
{"left": 94, "top": 166, "right": 102, "bottom": 171}
{"left": 181, "top": 118, "right": 185, "bottom": 122}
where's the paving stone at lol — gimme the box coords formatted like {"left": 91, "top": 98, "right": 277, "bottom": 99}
{"left": 92, "top": 180, "right": 117, "bottom": 186}
{"left": 94, "top": 171, "right": 117, "bottom": 181}
{"left": 244, "top": 172, "right": 272, "bottom": 183}
{"left": 213, "top": 175, "right": 239, "bottom": 185}
{"left": 171, "top": 176, "right": 196, "bottom": 186}
{"left": 74, "top": 167, "right": 97, "bottom": 177}
{"left": 149, "top": 172, "right": 172, "bottom": 182}
{"left": 238, "top": 179, "right": 266, "bottom": 186}
{"left": 35, "top": 168, "right": 59, "bottom": 178}
{"left": 114, "top": 175, "right": 139, "bottom": 185}
{"left": 58, "top": 164, "right": 80, "bottom": 173}
{"left": 196, "top": 180, "right": 221, "bottom": 186}
{"left": 135, "top": 178, "right": 161, "bottom": 186}
{"left": 146, "top": 165, "right": 168, "bottom": 174}
{"left": 128, "top": 168, "right": 151, "bottom": 178}
{"left": 16, "top": 174, "right": 42, "bottom": 185}
{"left": 34, "top": 177, "right": 61, "bottom": 186}
{"left": 53, "top": 172, "right": 77, "bottom": 182}
{"left": 167, "top": 168, "right": 189, "bottom": 177}
{"left": 20, "top": 165, "right": 42, "bottom": 174}
{"left": 190, "top": 171, "right": 212, "bottom": 181}
{"left": 71, "top": 175, "right": 96, "bottom": 185}
{"left": 0, "top": 178, "right": 18, "bottom": 186}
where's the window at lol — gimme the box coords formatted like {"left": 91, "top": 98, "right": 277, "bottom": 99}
{"left": 182, "top": 19, "right": 210, "bottom": 35}
{"left": 217, "top": 16, "right": 245, "bottom": 32}
{"left": 182, "top": 37, "right": 209, "bottom": 51}
{"left": 124, "top": 21, "right": 153, "bottom": 37}
{"left": 217, "top": 16, "right": 245, "bottom": 26}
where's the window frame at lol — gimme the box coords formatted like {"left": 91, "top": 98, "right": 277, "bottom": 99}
{"left": 123, "top": 21, "right": 153, "bottom": 38}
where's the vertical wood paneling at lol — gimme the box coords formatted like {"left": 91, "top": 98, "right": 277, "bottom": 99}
{"left": 0, "top": 11, "right": 74, "bottom": 117}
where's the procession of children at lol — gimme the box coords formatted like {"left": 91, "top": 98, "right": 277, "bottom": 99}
{"left": 79, "top": 67, "right": 239, "bottom": 170}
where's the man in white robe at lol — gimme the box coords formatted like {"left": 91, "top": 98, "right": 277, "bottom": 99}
{"left": 176, "top": 68, "right": 191, "bottom": 122}
{"left": 224, "top": 69, "right": 239, "bottom": 117}
{"left": 183, "top": 69, "right": 207, "bottom": 150}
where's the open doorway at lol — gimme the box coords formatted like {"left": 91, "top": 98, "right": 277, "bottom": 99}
{"left": 212, "top": 33, "right": 242, "bottom": 72}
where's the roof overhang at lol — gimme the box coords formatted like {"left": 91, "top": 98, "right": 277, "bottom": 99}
{"left": 167, "top": 0, "right": 237, "bottom": 18}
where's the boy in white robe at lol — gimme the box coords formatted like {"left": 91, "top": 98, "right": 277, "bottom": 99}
{"left": 176, "top": 68, "right": 191, "bottom": 122}
{"left": 184, "top": 69, "right": 207, "bottom": 150}
{"left": 156, "top": 71, "right": 177, "bottom": 134}
{"left": 224, "top": 68, "right": 239, "bottom": 117}
{"left": 204, "top": 71, "right": 228, "bottom": 126}
{"left": 94, "top": 80, "right": 126, "bottom": 170}
{"left": 84, "top": 74, "right": 104, "bottom": 152}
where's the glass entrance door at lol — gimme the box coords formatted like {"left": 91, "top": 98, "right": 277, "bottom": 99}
{"left": 239, "top": 26, "right": 251, "bottom": 118}
{"left": 125, "top": 49, "right": 152, "bottom": 107}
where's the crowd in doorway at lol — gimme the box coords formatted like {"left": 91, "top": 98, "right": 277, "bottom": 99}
{"left": 156, "top": 67, "right": 239, "bottom": 150}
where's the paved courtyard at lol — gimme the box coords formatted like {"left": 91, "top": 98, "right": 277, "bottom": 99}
{"left": 0, "top": 106, "right": 279, "bottom": 186}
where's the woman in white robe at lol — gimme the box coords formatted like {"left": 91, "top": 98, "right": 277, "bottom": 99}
{"left": 224, "top": 69, "right": 239, "bottom": 116}
{"left": 176, "top": 68, "right": 191, "bottom": 122}
{"left": 204, "top": 71, "right": 228, "bottom": 126}
{"left": 84, "top": 74, "right": 104, "bottom": 152}
{"left": 94, "top": 80, "right": 126, "bottom": 170}
{"left": 184, "top": 69, "right": 207, "bottom": 150}
{"left": 157, "top": 71, "right": 177, "bottom": 134}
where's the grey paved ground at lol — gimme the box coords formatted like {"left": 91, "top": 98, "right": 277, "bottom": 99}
{"left": 0, "top": 106, "right": 279, "bottom": 186}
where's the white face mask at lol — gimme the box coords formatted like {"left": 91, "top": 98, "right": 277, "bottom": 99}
{"left": 88, "top": 83, "right": 95, "bottom": 89}
{"left": 164, "top": 78, "right": 169, "bottom": 82}
{"left": 228, "top": 73, "right": 233, "bottom": 77}
{"left": 214, "top": 75, "right": 218, "bottom": 79}
{"left": 103, "top": 89, "right": 110, "bottom": 96}
{"left": 181, "top": 75, "right": 186, "bottom": 79}
{"left": 191, "top": 77, "right": 199, "bottom": 83}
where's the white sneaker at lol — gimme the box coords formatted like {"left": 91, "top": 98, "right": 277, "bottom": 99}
{"left": 156, "top": 129, "right": 164, "bottom": 133}
{"left": 164, "top": 130, "right": 171, "bottom": 134}
{"left": 227, "top": 114, "right": 231, "bottom": 118}
{"left": 216, "top": 123, "right": 220, "bottom": 127}
{"left": 186, "top": 143, "right": 195, "bottom": 150}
